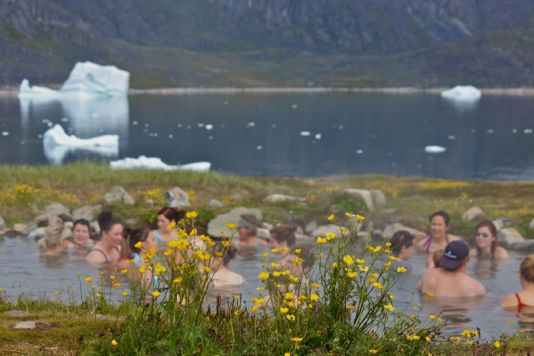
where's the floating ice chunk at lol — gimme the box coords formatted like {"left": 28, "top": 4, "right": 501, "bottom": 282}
{"left": 168, "top": 134, "right": 174, "bottom": 139}
{"left": 198, "top": 123, "right": 205, "bottom": 128}
{"left": 19, "top": 61, "right": 129, "bottom": 98}
{"left": 292, "top": 104, "right": 298, "bottom": 109}
{"left": 256, "top": 145, "right": 263, "bottom": 150}
{"left": 424, "top": 145, "right": 446, "bottom": 154}
{"left": 441, "top": 86, "right": 481, "bottom": 109}
{"left": 110, "top": 155, "right": 211, "bottom": 172}
{"left": 1, "top": 131, "right": 9, "bottom": 136}
{"left": 246, "top": 122, "right": 255, "bottom": 128}
{"left": 205, "top": 124, "right": 214, "bottom": 130}
{"left": 300, "top": 131, "right": 311, "bottom": 136}
{"left": 44, "top": 124, "right": 118, "bottom": 148}
{"left": 314, "top": 133, "right": 322, "bottom": 140}
{"left": 487, "top": 129, "right": 494, "bottom": 134}
{"left": 448, "top": 135, "right": 456, "bottom": 140}
{"left": 524, "top": 129, "right": 533, "bottom": 134}
{"left": 356, "top": 149, "right": 363, "bottom": 154}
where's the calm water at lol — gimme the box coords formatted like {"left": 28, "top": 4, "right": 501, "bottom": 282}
{"left": 0, "top": 236, "right": 527, "bottom": 338}
{"left": 1, "top": 93, "right": 534, "bottom": 178}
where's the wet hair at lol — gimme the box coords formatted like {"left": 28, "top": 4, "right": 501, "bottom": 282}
{"left": 42, "top": 216, "right": 65, "bottom": 250}
{"left": 214, "top": 243, "right": 237, "bottom": 266}
{"left": 270, "top": 224, "right": 297, "bottom": 247}
{"left": 390, "top": 230, "right": 414, "bottom": 257}
{"left": 474, "top": 220, "right": 499, "bottom": 259}
{"left": 97, "top": 211, "right": 122, "bottom": 235}
{"left": 157, "top": 207, "right": 186, "bottom": 224}
{"left": 72, "top": 219, "right": 90, "bottom": 231}
{"left": 520, "top": 255, "right": 534, "bottom": 283}
{"left": 238, "top": 214, "right": 259, "bottom": 235}
{"left": 433, "top": 249, "right": 444, "bottom": 268}
{"left": 126, "top": 226, "right": 152, "bottom": 255}
{"left": 429, "top": 210, "right": 450, "bottom": 226}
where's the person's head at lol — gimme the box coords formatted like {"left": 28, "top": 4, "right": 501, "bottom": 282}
{"left": 212, "top": 242, "right": 238, "bottom": 268}
{"left": 429, "top": 210, "right": 450, "bottom": 239}
{"left": 97, "top": 211, "right": 124, "bottom": 248}
{"left": 237, "top": 214, "right": 259, "bottom": 238}
{"left": 157, "top": 207, "right": 185, "bottom": 232}
{"left": 127, "top": 226, "right": 156, "bottom": 255}
{"left": 72, "top": 219, "right": 91, "bottom": 246}
{"left": 474, "top": 220, "right": 498, "bottom": 258}
{"left": 42, "top": 216, "right": 68, "bottom": 251}
{"left": 440, "top": 240, "right": 470, "bottom": 271}
{"left": 297, "top": 247, "right": 316, "bottom": 273}
{"left": 519, "top": 255, "right": 534, "bottom": 287}
{"left": 269, "top": 224, "right": 297, "bottom": 249}
{"left": 390, "top": 230, "right": 415, "bottom": 260}
{"left": 433, "top": 249, "right": 444, "bottom": 268}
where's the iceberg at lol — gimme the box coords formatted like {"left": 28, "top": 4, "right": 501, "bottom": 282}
{"left": 110, "top": 156, "right": 211, "bottom": 172}
{"left": 441, "top": 85, "right": 481, "bottom": 110}
{"left": 424, "top": 145, "right": 446, "bottom": 154}
{"left": 19, "top": 61, "right": 129, "bottom": 98}
{"left": 43, "top": 125, "right": 119, "bottom": 165}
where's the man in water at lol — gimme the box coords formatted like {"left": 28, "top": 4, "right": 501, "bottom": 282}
{"left": 418, "top": 240, "right": 486, "bottom": 298}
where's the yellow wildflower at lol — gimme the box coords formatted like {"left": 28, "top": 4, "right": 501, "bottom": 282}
{"left": 112, "top": 282, "right": 121, "bottom": 288}
{"left": 261, "top": 252, "right": 269, "bottom": 258}
{"left": 271, "top": 262, "right": 281, "bottom": 268}
{"left": 285, "top": 353, "right": 290, "bottom": 356}
{"left": 120, "top": 268, "right": 129, "bottom": 275}
{"left": 225, "top": 223, "right": 237, "bottom": 229}
{"left": 425, "top": 336, "right": 431, "bottom": 343}
{"left": 327, "top": 213, "right": 334, "bottom": 221}
{"left": 310, "top": 293, "right": 319, "bottom": 301}
{"left": 280, "top": 307, "right": 289, "bottom": 314}
{"left": 372, "top": 282, "right": 384, "bottom": 290}
{"left": 388, "top": 256, "right": 400, "bottom": 261}
{"left": 134, "top": 241, "right": 143, "bottom": 249}
{"left": 384, "top": 304, "right": 395, "bottom": 312}
{"left": 429, "top": 314, "right": 436, "bottom": 320}
{"left": 186, "top": 211, "right": 198, "bottom": 219}
{"left": 84, "top": 276, "right": 93, "bottom": 283}
{"left": 203, "top": 266, "right": 212, "bottom": 273}
{"left": 343, "top": 255, "right": 354, "bottom": 266}
{"left": 369, "top": 349, "right": 378, "bottom": 354}
{"left": 311, "top": 283, "right": 320, "bottom": 289}
{"left": 396, "top": 266, "right": 408, "bottom": 273}
{"left": 347, "top": 271, "right": 358, "bottom": 278}
{"left": 494, "top": 341, "right": 501, "bottom": 349}
{"left": 389, "top": 294, "right": 395, "bottom": 300}
{"left": 111, "top": 339, "right": 118, "bottom": 346}
{"left": 290, "top": 337, "right": 303, "bottom": 343}
{"left": 325, "top": 232, "right": 336, "bottom": 240}
{"left": 356, "top": 214, "right": 365, "bottom": 222}
{"left": 284, "top": 292, "right": 294, "bottom": 300}
{"left": 294, "top": 248, "right": 301, "bottom": 255}
{"left": 151, "top": 291, "right": 161, "bottom": 298}
{"left": 385, "top": 242, "right": 392, "bottom": 247}
{"left": 286, "top": 314, "right": 295, "bottom": 321}
{"left": 358, "top": 265, "right": 369, "bottom": 272}
{"left": 222, "top": 240, "right": 232, "bottom": 247}
{"left": 121, "top": 291, "right": 128, "bottom": 297}
{"left": 406, "top": 335, "right": 420, "bottom": 341}
{"left": 316, "top": 237, "right": 327, "bottom": 244}
{"left": 461, "top": 330, "right": 472, "bottom": 338}
{"left": 425, "top": 291, "right": 435, "bottom": 297}
{"left": 383, "top": 261, "right": 392, "bottom": 271}
{"left": 109, "top": 275, "right": 116, "bottom": 280}
{"left": 258, "top": 272, "right": 270, "bottom": 280}
{"left": 166, "top": 220, "right": 176, "bottom": 231}
{"left": 173, "top": 277, "right": 183, "bottom": 284}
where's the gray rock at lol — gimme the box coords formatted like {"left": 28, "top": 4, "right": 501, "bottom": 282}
{"left": 64, "top": 221, "right": 73, "bottom": 230}
{"left": 370, "top": 190, "right": 387, "bottom": 207}
{"left": 165, "top": 187, "right": 190, "bottom": 208}
{"left": 264, "top": 194, "right": 304, "bottom": 203}
{"left": 28, "top": 227, "right": 46, "bottom": 241}
{"left": 357, "top": 231, "right": 372, "bottom": 240}
{"left": 311, "top": 224, "right": 344, "bottom": 238}
{"left": 0, "top": 215, "right": 5, "bottom": 236}
{"left": 90, "top": 221, "right": 101, "bottom": 236}
{"left": 208, "top": 207, "right": 262, "bottom": 238}
{"left": 295, "top": 233, "right": 312, "bottom": 242}
{"left": 462, "top": 206, "right": 484, "bottom": 221}
{"left": 21, "top": 222, "right": 38, "bottom": 236}
{"left": 45, "top": 202, "right": 71, "bottom": 220}
{"left": 208, "top": 199, "right": 224, "bottom": 208}
{"left": 257, "top": 228, "right": 270, "bottom": 240}
{"left": 73, "top": 205, "right": 101, "bottom": 221}
{"left": 4, "top": 310, "right": 31, "bottom": 317}
{"left": 498, "top": 227, "right": 525, "bottom": 247}
{"left": 304, "top": 221, "right": 317, "bottom": 234}
{"left": 510, "top": 240, "right": 534, "bottom": 253}
{"left": 12, "top": 321, "right": 36, "bottom": 329}
{"left": 104, "top": 186, "right": 135, "bottom": 205}
{"left": 383, "top": 223, "right": 425, "bottom": 240}
{"left": 262, "top": 222, "right": 274, "bottom": 230}
{"left": 529, "top": 219, "right": 534, "bottom": 231}
{"left": 33, "top": 214, "right": 50, "bottom": 227}
{"left": 13, "top": 224, "right": 26, "bottom": 234}
{"left": 493, "top": 218, "right": 513, "bottom": 231}
{"left": 343, "top": 188, "right": 374, "bottom": 210}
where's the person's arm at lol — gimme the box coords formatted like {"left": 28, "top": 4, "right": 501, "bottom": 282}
{"left": 85, "top": 250, "right": 107, "bottom": 266}
{"left": 495, "top": 247, "right": 511, "bottom": 260}
{"left": 500, "top": 294, "right": 518, "bottom": 310}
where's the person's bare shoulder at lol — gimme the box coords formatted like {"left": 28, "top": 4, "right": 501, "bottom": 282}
{"left": 495, "top": 247, "right": 511, "bottom": 260}
{"left": 500, "top": 293, "right": 518, "bottom": 310}
{"left": 448, "top": 234, "right": 462, "bottom": 241}
{"left": 85, "top": 249, "right": 106, "bottom": 266}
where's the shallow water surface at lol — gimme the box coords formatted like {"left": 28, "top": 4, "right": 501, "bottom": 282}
{"left": 0, "top": 236, "right": 528, "bottom": 338}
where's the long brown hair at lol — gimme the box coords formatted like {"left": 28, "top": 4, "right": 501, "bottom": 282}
{"left": 474, "top": 220, "right": 498, "bottom": 259}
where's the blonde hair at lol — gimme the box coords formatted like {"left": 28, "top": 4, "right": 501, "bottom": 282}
{"left": 520, "top": 255, "right": 534, "bottom": 283}
{"left": 40, "top": 216, "right": 70, "bottom": 251}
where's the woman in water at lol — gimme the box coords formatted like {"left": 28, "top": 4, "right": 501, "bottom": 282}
{"left": 66, "top": 219, "right": 94, "bottom": 254}
{"left": 469, "top": 220, "right": 510, "bottom": 261}
{"left": 155, "top": 207, "right": 185, "bottom": 245}
{"left": 85, "top": 211, "right": 124, "bottom": 267}
{"left": 234, "top": 214, "right": 267, "bottom": 249}
{"left": 501, "top": 255, "right": 534, "bottom": 312}
{"left": 124, "top": 226, "right": 158, "bottom": 285}
{"left": 209, "top": 243, "right": 245, "bottom": 288}
{"left": 417, "top": 210, "right": 460, "bottom": 264}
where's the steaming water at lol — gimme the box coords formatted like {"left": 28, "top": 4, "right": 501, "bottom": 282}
{"left": 0, "top": 236, "right": 528, "bottom": 339}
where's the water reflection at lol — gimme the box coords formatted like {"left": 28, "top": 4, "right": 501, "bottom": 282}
{"left": 19, "top": 96, "right": 128, "bottom": 164}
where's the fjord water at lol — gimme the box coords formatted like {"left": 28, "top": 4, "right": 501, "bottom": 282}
{"left": 1, "top": 92, "right": 534, "bottom": 178}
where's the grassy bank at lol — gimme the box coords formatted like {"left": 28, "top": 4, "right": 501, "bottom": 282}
{"left": 1, "top": 163, "right": 533, "bottom": 239}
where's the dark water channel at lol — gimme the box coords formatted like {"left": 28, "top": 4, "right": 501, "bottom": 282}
{"left": 0, "top": 93, "right": 534, "bottom": 178}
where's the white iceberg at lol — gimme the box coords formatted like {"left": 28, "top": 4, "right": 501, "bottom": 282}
{"left": 441, "top": 85, "right": 481, "bottom": 110}
{"left": 424, "top": 145, "right": 446, "bottom": 154}
{"left": 19, "top": 61, "right": 129, "bottom": 98}
{"left": 110, "top": 156, "right": 211, "bottom": 172}
{"left": 43, "top": 124, "right": 119, "bottom": 164}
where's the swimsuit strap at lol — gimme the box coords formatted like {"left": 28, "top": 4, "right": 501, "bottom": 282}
{"left": 423, "top": 235, "right": 432, "bottom": 253}
{"left": 155, "top": 230, "right": 162, "bottom": 244}
{"left": 515, "top": 293, "right": 533, "bottom": 313}
{"left": 86, "top": 248, "right": 110, "bottom": 264}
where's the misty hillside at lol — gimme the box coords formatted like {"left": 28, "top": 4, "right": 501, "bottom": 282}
{"left": 1, "top": 0, "right": 534, "bottom": 87}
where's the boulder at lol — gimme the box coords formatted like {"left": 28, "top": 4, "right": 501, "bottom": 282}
{"left": 262, "top": 222, "right": 274, "bottom": 230}
{"left": 21, "top": 222, "right": 38, "bottom": 236}
{"left": 12, "top": 321, "right": 37, "bottom": 330}
{"left": 305, "top": 221, "right": 317, "bottom": 234}
{"left": 370, "top": 190, "right": 387, "bottom": 207}
{"left": 28, "top": 227, "right": 46, "bottom": 241}
{"left": 382, "top": 223, "right": 425, "bottom": 240}
{"left": 462, "top": 207, "right": 484, "bottom": 221}
{"left": 510, "top": 240, "right": 534, "bottom": 253}
{"left": 257, "top": 228, "right": 271, "bottom": 240}
{"left": 0, "top": 215, "right": 5, "bottom": 236}
{"left": 13, "top": 224, "right": 26, "bottom": 235}
{"left": 208, "top": 207, "right": 262, "bottom": 238}
{"left": 165, "top": 187, "right": 190, "bottom": 208}
{"left": 311, "top": 224, "right": 344, "bottom": 238}
{"left": 33, "top": 214, "right": 50, "bottom": 227}
{"left": 264, "top": 194, "right": 305, "bottom": 204}
{"left": 295, "top": 233, "right": 312, "bottom": 242}
{"left": 208, "top": 199, "right": 224, "bottom": 208}
{"left": 90, "top": 221, "right": 101, "bottom": 236}
{"left": 104, "top": 186, "right": 135, "bottom": 205}
{"left": 498, "top": 227, "right": 525, "bottom": 247}
{"left": 44, "top": 202, "right": 72, "bottom": 220}
{"left": 529, "top": 219, "right": 534, "bottom": 231}
{"left": 493, "top": 218, "right": 513, "bottom": 231}
{"left": 343, "top": 189, "right": 374, "bottom": 210}
{"left": 73, "top": 205, "right": 101, "bottom": 221}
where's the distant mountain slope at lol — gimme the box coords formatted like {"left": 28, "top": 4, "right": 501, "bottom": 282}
{"left": 1, "top": 0, "right": 534, "bottom": 87}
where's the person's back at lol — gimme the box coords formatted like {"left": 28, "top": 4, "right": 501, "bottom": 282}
{"left": 419, "top": 240, "right": 486, "bottom": 298}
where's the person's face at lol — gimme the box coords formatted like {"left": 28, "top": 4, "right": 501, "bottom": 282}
{"left": 103, "top": 224, "right": 124, "bottom": 248}
{"left": 430, "top": 216, "right": 448, "bottom": 238}
{"left": 73, "top": 224, "right": 90, "bottom": 245}
{"left": 399, "top": 243, "right": 415, "bottom": 260}
{"left": 157, "top": 214, "right": 170, "bottom": 232}
{"left": 268, "top": 235, "right": 285, "bottom": 249}
{"left": 238, "top": 226, "right": 250, "bottom": 238}
{"left": 475, "top": 226, "right": 495, "bottom": 249}
{"left": 143, "top": 231, "right": 157, "bottom": 251}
